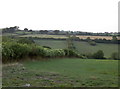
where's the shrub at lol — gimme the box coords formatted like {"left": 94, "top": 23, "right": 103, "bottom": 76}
{"left": 17, "top": 38, "right": 35, "bottom": 44}
{"left": 111, "top": 52, "right": 120, "bottom": 60}
{"left": 2, "top": 42, "right": 30, "bottom": 62}
{"left": 54, "top": 49, "right": 65, "bottom": 57}
{"left": 88, "top": 40, "right": 96, "bottom": 46}
{"left": 2, "top": 36, "right": 16, "bottom": 42}
{"left": 63, "top": 49, "right": 78, "bottom": 57}
{"left": 44, "top": 49, "right": 65, "bottom": 58}
{"left": 85, "top": 53, "right": 93, "bottom": 59}
{"left": 28, "top": 44, "right": 45, "bottom": 57}
{"left": 92, "top": 50, "right": 104, "bottom": 59}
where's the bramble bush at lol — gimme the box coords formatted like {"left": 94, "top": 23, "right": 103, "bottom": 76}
{"left": 2, "top": 42, "right": 30, "bottom": 62}
{"left": 28, "top": 44, "right": 45, "bottom": 57}
{"left": 44, "top": 49, "right": 65, "bottom": 57}
{"left": 17, "top": 38, "right": 35, "bottom": 44}
{"left": 63, "top": 49, "right": 79, "bottom": 57}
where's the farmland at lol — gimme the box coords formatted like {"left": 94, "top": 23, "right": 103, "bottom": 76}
{"left": 2, "top": 29, "right": 119, "bottom": 87}
{"left": 18, "top": 34, "right": 117, "bottom": 40}
{"left": 34, "top": 39, "right": 119, "bottom": 58}
{"left": 2, "top": 58, "right": 118, "bottom": 87}
{"left": 19, "top": 34, "right": 67, "bottom": 39}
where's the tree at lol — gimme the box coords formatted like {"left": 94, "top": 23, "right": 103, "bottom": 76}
{"left": 86, "top": 37, "right": 91, "bottom": 41}
{"left": 24, "top": 28, "right": 28, "bottom": 31}
{"left": 53, "top": 30, "right": 60, "bottom": 34}
{"left": 92, "top": 50, "right": 104, "bottom": 59}
{"left": 66, "top": 32, "right": 76, "bottom": 51}
{"left": 2, "top": 26, "right": 19, "bottom": 33}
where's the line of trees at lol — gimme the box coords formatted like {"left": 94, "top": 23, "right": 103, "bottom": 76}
{"left": 2, "top": 26, "right": 120, "bottom": 36}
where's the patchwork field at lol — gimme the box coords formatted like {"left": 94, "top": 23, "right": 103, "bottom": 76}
{"left": 19, "top": 34, "right": 116, "bottom": 40}
{"left": 2, "top": 58, "right": 118, "bottom": 87}
{"left": 19, "top": 34, "right": 67, "bottom": 39}
{"left": 76, "top": 35, "right": 116, "bottom": 40}
{"left": 34, "top": 40, "right": 119, "bottom": 58}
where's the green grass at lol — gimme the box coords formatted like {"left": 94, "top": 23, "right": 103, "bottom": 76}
{"left": 74, "top": 41, "right": 119, "bottom": 58}
{"left": 34, "top": 40, "right": 119, "bottom": 58}
{"left": 2, "top": 58, "right": 118, "bottom": 87}
{"left": 34, "top": 40, "right": 67, "bottom": 49}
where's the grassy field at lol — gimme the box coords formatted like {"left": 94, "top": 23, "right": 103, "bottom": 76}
{"left": 2, "top": 58, "right": 118, "bottom": 87}
{"left": 34, "top": 40, "right": 119, "bottom": 58}
{"left": 34, "top": 40, "right": 67, "bottom": 49}
{"left": 74, "top": 41, "right": 119, "bottom": 58}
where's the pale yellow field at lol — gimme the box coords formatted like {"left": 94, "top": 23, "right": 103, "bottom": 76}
{"left": 19, "top": 34, "right": 118, "bottom": 40}
{"left": 76, "top": 35, "right": 114, "bottom": 40}
{"left": 19, "top": 34, "right": 67, "bottom": 39}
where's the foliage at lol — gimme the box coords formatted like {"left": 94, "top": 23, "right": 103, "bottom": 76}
{"left": 88, "top": 40, "right": 96, "bottom": 46}
{"left": 44, "top": 49, "right": 65, "bottom": 57}
{"left": 2, "top": 36, "right": 16, "bottom": 42}
{"left": 92, "top": 50, "right": 104, "bottom": 59}
{"left": 28, "top": 44, "right": 45, "bottom": 57}
{"left": 2, "top": 26, "right": 19, "bottom": 33}
{"left": 63, "top": 49, "right": 79, "bottom": 57}
{"left": 2, "top": 40, "right": 81, "bottom": 62}
{"left": 111, "top": 52, "right": 120, "bottom": 60}
{"left": 17, "top": 38, "right": 35, "bottom": 44}
{"left": 2, "top": 42, "right": 30, "bottom": 62}
{"left": 84, "top": 53, "right": 93, "bottom": 59}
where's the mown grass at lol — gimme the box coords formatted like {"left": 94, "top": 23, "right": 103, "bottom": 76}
{"left": 34, "top": 40, "right": 119, "bottom": 58}
{"left": 2, "top": 58, "right": 118, "bottom": 87}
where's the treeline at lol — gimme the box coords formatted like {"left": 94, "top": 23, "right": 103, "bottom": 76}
{"left": 2, "top": 26, "right": 19, "bottom": 33}
{"left": 2, "top": 26, "right": 119, "bottom": 36}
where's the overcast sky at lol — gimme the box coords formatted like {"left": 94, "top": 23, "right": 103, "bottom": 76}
{"left": 0, "top": 0, "right": 119, "bottom": 32}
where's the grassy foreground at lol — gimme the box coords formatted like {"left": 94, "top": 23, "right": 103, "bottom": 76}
{"left": 2, "top": 58, "right": 118, "bottom": 87}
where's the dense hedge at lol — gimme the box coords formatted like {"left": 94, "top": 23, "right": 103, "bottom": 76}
{"left": 2, "top": 42, "right": 80, "bottom": 63}
{"left": 2, "top": 42, "right": 31, "bottom": 62}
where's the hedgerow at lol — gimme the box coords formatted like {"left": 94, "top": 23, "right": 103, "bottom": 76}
{"left": 2, "top": 41, "right": 81, "bottom": 63}
{"left": 2, "top": 42, "right": 30, "bottom": 62}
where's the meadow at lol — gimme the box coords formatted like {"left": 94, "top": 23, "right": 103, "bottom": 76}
{"left": 2, "top": 58, "right": 118, "bottom": 87}
{"left": 34, "top": 39, "right": 119, "bottom": 58}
